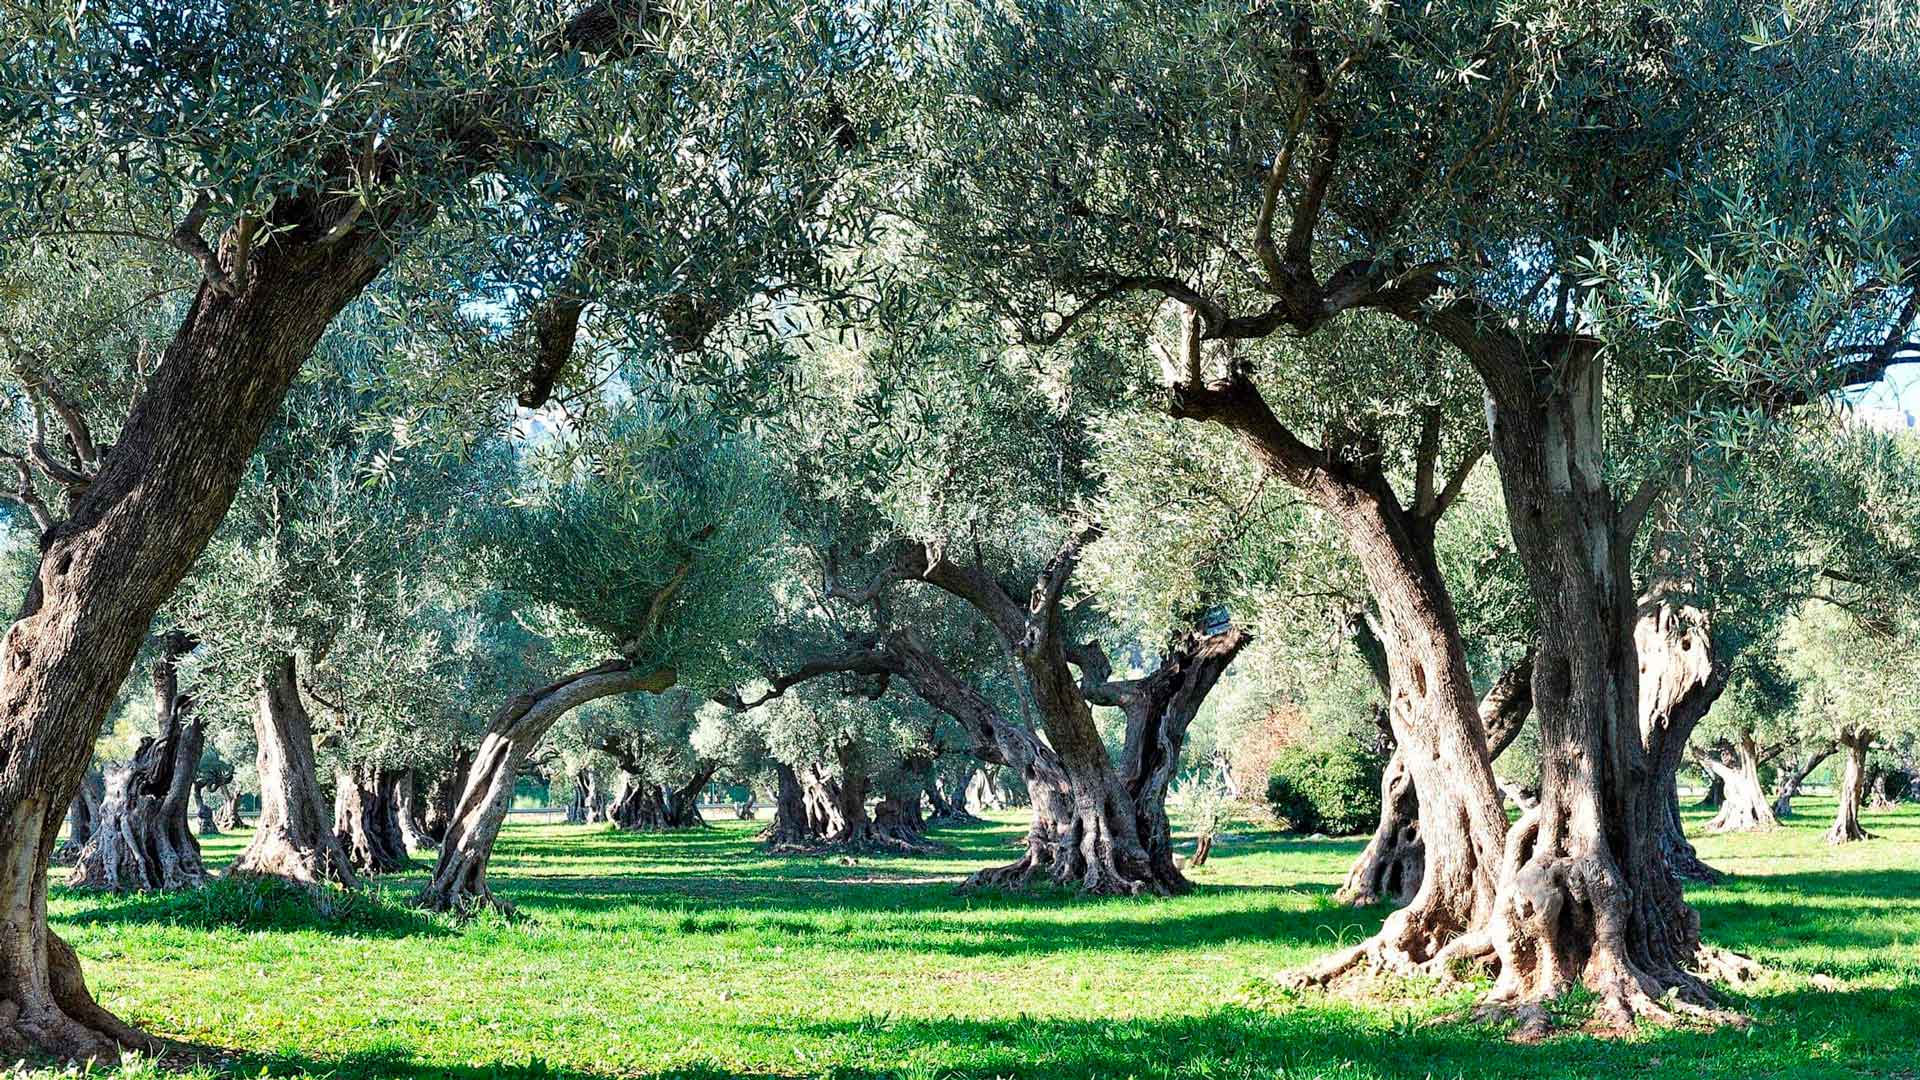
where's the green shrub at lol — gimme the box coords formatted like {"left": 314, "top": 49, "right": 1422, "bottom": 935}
{"left": 1265, "top": 742, "right": 1382, "bottom": 836}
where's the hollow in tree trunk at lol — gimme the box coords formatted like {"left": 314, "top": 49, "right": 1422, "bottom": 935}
{"left": 333, "top": 767, "right": 412, "bottom": 875}
{"left": 228, "top": 656, "right": 356, "bottom": 887}
{"left": 1704, "top": 735, "right": 1778, "bottom": 834}
{"left": 68, "top": 631, "right": 208, "bottom": 893}
{"left": 1827, "top": 730, "right": 1874, "bottom": 844}
{"left": 417, "top": 661, "right": 674, "bottom": 914}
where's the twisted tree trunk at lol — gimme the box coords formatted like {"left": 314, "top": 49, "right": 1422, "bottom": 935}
{"left": 193, "top": 784, "right": 218, "bottom": 836}
{"left": 1172, "top": 353, "right": 1508, "bottom": 967}
{"left": 1704, "top": 735, "right": 1777, "bottom": 833}
{"left": 1342, "top": 656, "right": 1534, "bottom": 907}
{"left": 1694, "top": 774, "right": 1725, "bottom": 810}
{"left": 762, "top": 762, "right": 817, "bottom": 848}
{"left": 1770, "top": 745, "right": 1833, "bottom": 819}
{"left": 332, "top": 767, "right": 411, "bottom": 875}
{"left": 417, "top": 661, "right": 674, "bottom": 914}
{"left": 213, "top": 786, "right": 245, "bottom": 833}
{"left": 663, "top": 763, "right": 715, "bottom": 828}
{"left": 69, "top": 631, "right": 208, "bottom": 893}
{"left": 1469, "top": 338, "right": 1749, "bottom": 1034}
{"left": 1828, "top": 731, "right": 1874, "bottom": 844}
{"left": 229, "top": 656, "right": 356, "bottom": 887}
{"left": 1637, "top": 612, "right": 1732, "bottom": 886}
{"left": 392, "top": 770, "right": 435, "bottom": 853}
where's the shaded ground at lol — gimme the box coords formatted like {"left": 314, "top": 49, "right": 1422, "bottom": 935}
{"left": 33, "top": 800, "right": 1920, "bottom": 1079}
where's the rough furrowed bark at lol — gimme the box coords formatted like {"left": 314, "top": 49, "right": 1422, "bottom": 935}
{"left": 391, "top": 771, "right": 436, "bottom": 853}
{"left": 1170, "top": 355, "right": 1509, "bottom": 971}
{"left": 1467, "top": 340, "right": 1754, "bottom": 1036}
{"left": 332, "top": 767, "right": 412, "bottom": 875}
{"left": 1827, "top": 732, "right": 1874, "bottom": 844}
{"left": 422, "top": 748, "right": 472, "bottom": 844}
{"left": 229, "top": 656, "right": 357, "bottom": 888}
{"left": 417, "top": 661, "right": 674, "bottom": 915}
{"left": 1341, "top": 657, "right": 1534, "bottom": 909}
{"left": 69, "top": 634, "right": 208, "bottom": 894}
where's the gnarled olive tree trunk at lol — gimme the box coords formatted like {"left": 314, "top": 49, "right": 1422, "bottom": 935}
{"left": 212, "top": 786, "right": 245, "bottom": 833}
{"left": 1342, "top": 656, "right": 1534, "bottom": 907}
{"left": 1637, "top": 608, "right": 1731, "bottom": 887}
{"left": 418, "top": 661, "right": 674, "bottom": 914}
{"left": 1770, "top": 745, "right": 1833, "bottom": 819}
{"left": 0, "top": 202, "right": 400, "bottom": 1059}
{"left": 1470, "top": 339, "right": 1748, "bottom": 1033}
{"left": 1827, "top": 730, "right": 1874, "bottom": 844}
{"left": 333, "top": 767, "right": 412, "bottom": 875}
{"left": 229, "top": 656, "right": 356, "bottom": 887}
{"left": 53, "top": 771, "right": 104, "bottom": 865}
{"left": 1173, "top": 354, "right": 1509, "bottom": 970}
{"left": 1703, "top": 735, "right": 1777, "bottom": 834}
{"left": 762, "top": 762, "right": 817, "bottom": 848}
{"left": 392, "top": 770, "right": 435, "bottom": 853}
{"left": 422, "top": 747, "right": 473, "bottom": 844}
{"left": 69, "top": 632, "right": 208, "bottom": 893}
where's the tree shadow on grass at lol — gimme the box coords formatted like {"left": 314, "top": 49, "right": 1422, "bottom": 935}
{"left": 53, "top": 876, "right": 453, "bottom": 939}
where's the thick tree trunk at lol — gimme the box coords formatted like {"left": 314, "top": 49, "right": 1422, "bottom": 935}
{"left": 663, "top": 764, "right": 715, "bottom": 828}
{"left": 609, "top": 776, "right": 672, "bottom": 830}
{"left": 69, "top": 632, "right": 209, "bottom": 893}
{"left": 229, "top": 656, "right": 356, "bottom": 887}
{"left": 332, "top": 767, "right": 412, "bottom": 875}
{"left": 763, "top": 762, "right": 818, "bottom": 848}
{"left": 565, "top": 769, "right": 601, "bottom": 825}
{"left": 872, "top": 790, "right": 928, "bottom": 845}
{"left": 1172, "top": 359, "right": 1509, "bottom": 967}
{"left": 1341, "top": 655, "right": 1534, "bottom": 907}
{"left": 0, "top": 195, "right": 401, "bottom": 1058}
{"left": 1827, "top": 732, "right": 1874, "bottom": 844}
{"left": 1704, "top": 735, "right": 1777, "bottom": 833}
{"left": 1868, "top": 768, "right": 1908, "bottom": 810}
{"left": 964, "top": 767, "right": 1012, "bottom": 812}
{"left": 1473, "top": 342, "right": 1750, "bottom": 1033}
{"left": 418, "top": 661, "right": 673, "bottom": 914}
{"left": 1639, "top": 622, "right": 1732, "bottom": 888}
{"left": 924, "top": 770, "right": 980, "bottom": 824}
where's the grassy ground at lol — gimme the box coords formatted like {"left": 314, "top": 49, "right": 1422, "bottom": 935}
{"left": 20, "top": 799, "right": 1920, "bottom": 1079}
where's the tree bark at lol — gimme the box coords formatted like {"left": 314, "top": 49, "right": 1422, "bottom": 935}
{"left": 68, "top": 631, "right": 209, "bottom": 893}
{"left": 213, "top": 786, "right": 245, "bottom": 832}
{"left": 193, "top": 784, "right": 218, "bottom": 836}
{"left": 763, "top": 762, "right": 817, "bottom": 848}
{"left": 1341, "top": 654, "right": 1534, "bottom": 907}
{"left": 1694, "top": 773, "right": 1725, "bottom": 810}
{"left": 663, "top": 763, "right": 715, "bottom": 828}
{"left": 422, "top": 747, "right": 472, "bottom": 843}
{"left": 332, "top": 767, "right": 412, "bottom": 875}
{"left": 392, "top": 770, "right": 435, "bottom": 852}
{"left": 1827, "top": 731, "right": 1874, "bottom": 844}
{"left": 1703, "top": 735, "right": 1777, "bottom": 833}
{"left": 417, "top": 660, "right": 674, "bottom": 914}
{"left": 1466, "top": 337, "right": 1749, "bottom": 1033}
{"left": 229, "top": 656, "right": 357, "bottom": 887}
{"left": 1171, "top": 356, "right": 1510, "bottom": 970}
{"left": 52, "top": 771, "right": 104, "bottom": 865}
{"left": 1770, "top": 746, "right": 1833, "bottom": 819}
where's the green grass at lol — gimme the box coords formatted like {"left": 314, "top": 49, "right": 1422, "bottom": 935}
{"left": 19, "top": 799, "right": 1920, "bottom": 1079}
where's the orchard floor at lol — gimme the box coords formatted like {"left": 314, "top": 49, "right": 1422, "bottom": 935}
{"left": 26, "top": 800, "right": 1920, "bottom": 1079}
